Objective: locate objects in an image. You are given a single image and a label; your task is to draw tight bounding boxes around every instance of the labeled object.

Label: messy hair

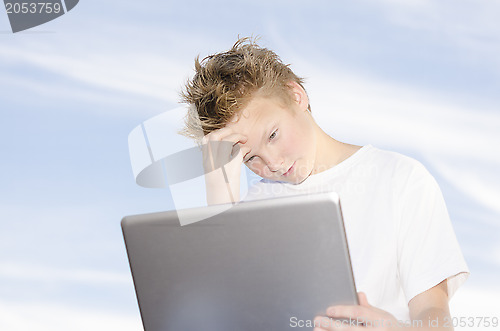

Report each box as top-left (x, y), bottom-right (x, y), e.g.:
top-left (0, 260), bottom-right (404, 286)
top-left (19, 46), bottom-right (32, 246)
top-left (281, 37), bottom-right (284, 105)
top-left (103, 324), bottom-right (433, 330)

top-left (179, 37), bottom-right (309, 141)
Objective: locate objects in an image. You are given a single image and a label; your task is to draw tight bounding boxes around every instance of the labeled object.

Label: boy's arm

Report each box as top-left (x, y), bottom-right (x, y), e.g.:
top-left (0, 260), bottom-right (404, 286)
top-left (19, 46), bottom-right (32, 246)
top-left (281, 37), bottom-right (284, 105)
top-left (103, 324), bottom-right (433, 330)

top-left (314, 280), bottom-right (454, 330)
top-left (408, 279), bottom-right (453, 330)
top-left (201, 127), bottom-right (247, 205)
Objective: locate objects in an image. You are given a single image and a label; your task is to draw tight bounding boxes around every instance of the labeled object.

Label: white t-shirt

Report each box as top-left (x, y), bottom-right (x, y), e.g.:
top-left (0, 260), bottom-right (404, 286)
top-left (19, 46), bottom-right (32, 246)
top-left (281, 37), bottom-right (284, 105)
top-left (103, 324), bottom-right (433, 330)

top-left (243, 144), bottom-right (469, 322)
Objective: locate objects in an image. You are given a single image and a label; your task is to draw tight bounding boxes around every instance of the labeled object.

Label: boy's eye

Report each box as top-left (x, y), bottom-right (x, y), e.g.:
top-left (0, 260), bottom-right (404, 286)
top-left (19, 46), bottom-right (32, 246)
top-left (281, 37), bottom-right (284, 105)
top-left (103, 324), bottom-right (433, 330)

top-left (245, 130), bottom-right (278, 163)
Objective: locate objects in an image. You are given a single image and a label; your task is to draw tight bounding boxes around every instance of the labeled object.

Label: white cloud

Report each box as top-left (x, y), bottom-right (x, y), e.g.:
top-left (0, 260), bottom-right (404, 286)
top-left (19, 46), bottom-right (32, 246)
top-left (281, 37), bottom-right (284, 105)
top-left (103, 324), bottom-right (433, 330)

top-left (305, 63), bottom-right (500, 157)
top-left (0, 300), bottom-right (142, 331)
top-left (428, 158), bottom-right (500, 217)
top-left (449, 285), bottom-right (500, 331)
top-left (376, 0), bottom-right (500, 67)
top-left (0, 262), bottom-right (130, 285)
top-left (0, 45), bottom-right (183, 103)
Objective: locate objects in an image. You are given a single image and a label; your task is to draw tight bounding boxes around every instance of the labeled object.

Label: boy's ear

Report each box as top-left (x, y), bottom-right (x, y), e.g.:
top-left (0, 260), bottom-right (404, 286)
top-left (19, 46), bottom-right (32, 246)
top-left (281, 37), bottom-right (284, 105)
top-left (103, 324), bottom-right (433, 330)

top-left (287, 81), bottom-right (309, 112)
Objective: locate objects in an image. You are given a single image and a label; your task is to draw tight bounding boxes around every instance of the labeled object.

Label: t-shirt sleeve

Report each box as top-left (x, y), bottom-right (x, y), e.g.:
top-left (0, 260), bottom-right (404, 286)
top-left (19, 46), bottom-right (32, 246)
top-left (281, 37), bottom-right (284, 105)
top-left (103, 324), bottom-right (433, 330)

top-left (396, 161), bottom-right (469, 304)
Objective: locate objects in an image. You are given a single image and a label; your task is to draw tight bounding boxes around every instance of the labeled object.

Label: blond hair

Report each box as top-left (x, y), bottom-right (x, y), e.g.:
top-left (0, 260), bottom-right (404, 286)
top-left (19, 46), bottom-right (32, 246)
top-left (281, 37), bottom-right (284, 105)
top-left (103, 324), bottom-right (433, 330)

top-left (180, 37), bottom-right (308, 141)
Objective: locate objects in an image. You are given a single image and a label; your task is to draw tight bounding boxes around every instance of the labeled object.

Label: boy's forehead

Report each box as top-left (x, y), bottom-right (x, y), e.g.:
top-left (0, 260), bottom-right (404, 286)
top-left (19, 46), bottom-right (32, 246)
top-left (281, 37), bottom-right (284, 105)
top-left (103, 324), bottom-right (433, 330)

top-left (227, 103), bottom-right (271, 135)
top-left (229, 96), bottom-right (286, 131)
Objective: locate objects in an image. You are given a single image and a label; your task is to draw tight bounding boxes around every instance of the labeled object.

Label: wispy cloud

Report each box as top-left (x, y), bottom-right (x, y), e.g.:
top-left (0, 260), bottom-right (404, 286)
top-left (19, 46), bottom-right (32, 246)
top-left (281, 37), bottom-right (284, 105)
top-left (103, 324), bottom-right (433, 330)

top-left (0, 300), bottom-right (142, 331)
top-left (303, 61), bottom-right (500, 157)
top-left (450, 285), bottom-right (500, 331)
top-left (0, 263), bottom-right (130, 285)
top-left (429, 158), bottom-right (500, 218)
top-left (0, 45), bottom-right (184, 103)
top-left (377, 0), bottom-right (500, 66)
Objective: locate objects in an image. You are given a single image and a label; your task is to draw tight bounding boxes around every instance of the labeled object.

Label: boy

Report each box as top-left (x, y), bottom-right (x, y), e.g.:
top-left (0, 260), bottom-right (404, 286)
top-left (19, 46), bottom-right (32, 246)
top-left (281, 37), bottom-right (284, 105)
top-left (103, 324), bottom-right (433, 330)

top-left (180, 38), bottom-right (469, 330)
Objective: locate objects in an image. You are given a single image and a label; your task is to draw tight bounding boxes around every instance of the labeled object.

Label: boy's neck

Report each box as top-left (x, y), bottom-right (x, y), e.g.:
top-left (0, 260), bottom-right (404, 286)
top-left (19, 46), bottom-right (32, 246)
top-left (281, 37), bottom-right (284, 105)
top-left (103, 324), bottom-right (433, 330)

top-left (311, 128), bottom-right (362, 175)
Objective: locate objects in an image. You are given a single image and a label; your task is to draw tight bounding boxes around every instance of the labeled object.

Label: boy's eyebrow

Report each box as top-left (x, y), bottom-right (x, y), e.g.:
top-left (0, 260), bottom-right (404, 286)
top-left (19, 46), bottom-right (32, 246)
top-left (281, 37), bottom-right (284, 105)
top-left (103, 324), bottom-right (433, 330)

top-left (243, 122), bottom-right (276, 161)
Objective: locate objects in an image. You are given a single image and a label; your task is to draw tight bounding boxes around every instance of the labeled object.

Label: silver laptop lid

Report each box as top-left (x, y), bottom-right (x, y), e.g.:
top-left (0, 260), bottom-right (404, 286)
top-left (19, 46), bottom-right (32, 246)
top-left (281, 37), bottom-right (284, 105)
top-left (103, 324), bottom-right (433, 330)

top-left (122, 192), bottom-right (358, 331)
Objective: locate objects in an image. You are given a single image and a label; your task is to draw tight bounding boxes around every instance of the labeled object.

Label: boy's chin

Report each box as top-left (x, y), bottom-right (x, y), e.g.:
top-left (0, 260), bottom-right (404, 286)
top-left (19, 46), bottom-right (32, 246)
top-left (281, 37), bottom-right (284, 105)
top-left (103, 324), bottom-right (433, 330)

top-left (257, 167), bottom-right (312, 184)
top-left (277, 174), bottom-right (310, 185)
top-left (260, 175), bottom-right (298, 184)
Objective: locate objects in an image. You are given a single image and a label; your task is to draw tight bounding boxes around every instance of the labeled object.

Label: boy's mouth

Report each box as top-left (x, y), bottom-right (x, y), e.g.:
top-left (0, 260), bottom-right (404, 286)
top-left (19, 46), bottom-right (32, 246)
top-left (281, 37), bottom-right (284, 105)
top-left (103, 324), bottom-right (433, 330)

top-left (282, 161), bottom-right (295, 177)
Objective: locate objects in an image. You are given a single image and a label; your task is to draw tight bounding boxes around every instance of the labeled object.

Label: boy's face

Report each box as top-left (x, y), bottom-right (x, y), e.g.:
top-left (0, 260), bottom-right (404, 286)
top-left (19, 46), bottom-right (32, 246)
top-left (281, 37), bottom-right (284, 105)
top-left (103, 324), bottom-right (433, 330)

top-left (226, 89), bottom-right (317, 184)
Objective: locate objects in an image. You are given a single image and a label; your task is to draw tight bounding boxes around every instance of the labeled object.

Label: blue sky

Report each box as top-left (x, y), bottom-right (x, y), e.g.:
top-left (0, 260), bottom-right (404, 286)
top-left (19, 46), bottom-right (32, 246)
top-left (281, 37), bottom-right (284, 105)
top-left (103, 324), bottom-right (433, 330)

top-left (1, 1), bottom-right (499, 330)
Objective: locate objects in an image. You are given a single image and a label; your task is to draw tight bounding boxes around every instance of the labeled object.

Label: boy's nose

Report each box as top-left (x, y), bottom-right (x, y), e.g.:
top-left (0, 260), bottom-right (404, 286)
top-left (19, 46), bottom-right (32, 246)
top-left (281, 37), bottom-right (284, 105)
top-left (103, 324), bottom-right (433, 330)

top-left (264, 155), bottom-right (283, 172)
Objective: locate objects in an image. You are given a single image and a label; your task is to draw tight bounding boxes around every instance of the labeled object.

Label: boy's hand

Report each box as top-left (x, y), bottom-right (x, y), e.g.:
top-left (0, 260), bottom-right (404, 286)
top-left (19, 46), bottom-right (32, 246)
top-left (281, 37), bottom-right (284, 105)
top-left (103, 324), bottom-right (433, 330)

top-left (313, 281), bottom-right (452, 330)
top-left (201, 127), bottom-right (247, 205)
top-left (313, 292), bottom-right (400, 330)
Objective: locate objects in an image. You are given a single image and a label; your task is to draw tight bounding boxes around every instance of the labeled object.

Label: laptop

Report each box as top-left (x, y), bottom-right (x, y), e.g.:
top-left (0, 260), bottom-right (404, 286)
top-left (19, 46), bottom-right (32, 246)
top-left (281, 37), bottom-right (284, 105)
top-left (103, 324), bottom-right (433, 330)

top-left (122, 192), bottom-right (358, 331)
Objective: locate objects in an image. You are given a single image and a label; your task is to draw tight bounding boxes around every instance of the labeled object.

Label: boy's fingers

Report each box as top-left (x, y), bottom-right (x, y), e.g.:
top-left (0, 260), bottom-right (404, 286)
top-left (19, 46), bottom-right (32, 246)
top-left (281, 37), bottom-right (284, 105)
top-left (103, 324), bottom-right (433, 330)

top-left (201, 128), bottom-right (247, 173)
top-left (203, 133), bottom-right (246, 158)
top-left (217, 132), bottom-right (248, 145)
top-left (313, 316), bottom-right (365, 331)
top-left (204, 126), bottom-right (246, 142)
top-left (326, 304), bottom-right (378, 323)
top-left (357, 292), bottom-right (370, 307)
